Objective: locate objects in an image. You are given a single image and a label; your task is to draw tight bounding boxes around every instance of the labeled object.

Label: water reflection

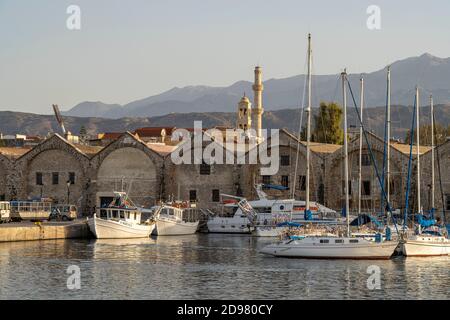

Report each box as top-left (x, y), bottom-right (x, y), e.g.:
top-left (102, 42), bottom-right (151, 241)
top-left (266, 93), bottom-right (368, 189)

top-left (0, 235), bottom-right (448, 299)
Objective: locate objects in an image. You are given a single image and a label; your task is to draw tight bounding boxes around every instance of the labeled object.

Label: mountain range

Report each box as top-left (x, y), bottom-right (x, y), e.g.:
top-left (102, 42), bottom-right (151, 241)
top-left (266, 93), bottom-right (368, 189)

top-left (3, 104), bottom-right (450, 143)
top-left (63, 53), bottom-right (450, 119)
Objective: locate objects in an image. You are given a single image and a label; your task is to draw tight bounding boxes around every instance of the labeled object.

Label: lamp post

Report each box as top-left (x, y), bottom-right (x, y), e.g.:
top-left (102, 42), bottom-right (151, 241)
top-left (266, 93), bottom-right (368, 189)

top-left (66, 180), bottom-right (71, 204)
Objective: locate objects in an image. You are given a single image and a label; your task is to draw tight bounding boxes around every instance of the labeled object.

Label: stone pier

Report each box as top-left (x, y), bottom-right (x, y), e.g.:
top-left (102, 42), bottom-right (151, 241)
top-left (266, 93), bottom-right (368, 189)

top-left (0, 220), bottom-right (92, 242)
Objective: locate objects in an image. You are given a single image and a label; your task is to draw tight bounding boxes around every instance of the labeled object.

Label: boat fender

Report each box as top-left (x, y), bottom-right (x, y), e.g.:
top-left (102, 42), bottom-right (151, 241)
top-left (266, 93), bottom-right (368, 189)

top-left (375, 233), bottom-right (382, 243)
top-left (385, 226), bottom-right (391, 241)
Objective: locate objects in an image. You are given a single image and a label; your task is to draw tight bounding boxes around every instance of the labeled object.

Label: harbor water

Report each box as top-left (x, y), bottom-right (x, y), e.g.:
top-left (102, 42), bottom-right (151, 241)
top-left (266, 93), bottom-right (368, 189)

top-left (0, 234), bottom-right (448, 300)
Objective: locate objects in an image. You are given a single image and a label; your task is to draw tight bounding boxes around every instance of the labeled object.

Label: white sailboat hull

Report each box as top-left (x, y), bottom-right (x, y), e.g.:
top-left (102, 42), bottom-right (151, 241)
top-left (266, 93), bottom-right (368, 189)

top-left (260, 238), bottom-right (398, 259)
top-left (154, 219), bottom-right (199, 236)
top-left (88, 216), bottom-right (154, 239)
top-left (402, 239), bottom-right (450, 257)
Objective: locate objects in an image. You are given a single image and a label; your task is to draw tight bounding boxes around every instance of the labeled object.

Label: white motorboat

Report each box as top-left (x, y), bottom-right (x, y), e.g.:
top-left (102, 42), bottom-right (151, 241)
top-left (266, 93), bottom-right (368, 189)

top-left (207, 186), bottom-right (338, 234)
top-left (260, 236), bottom-right (398, 259)
top-left (88, 192), bottom-right (155, 239)
top-left (152, 205), bottom-right (199, 236)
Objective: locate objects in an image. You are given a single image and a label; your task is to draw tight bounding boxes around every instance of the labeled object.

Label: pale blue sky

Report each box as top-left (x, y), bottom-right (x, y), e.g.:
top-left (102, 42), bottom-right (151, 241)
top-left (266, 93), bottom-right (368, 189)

top-left (0, 0), bottom-right (449, 114)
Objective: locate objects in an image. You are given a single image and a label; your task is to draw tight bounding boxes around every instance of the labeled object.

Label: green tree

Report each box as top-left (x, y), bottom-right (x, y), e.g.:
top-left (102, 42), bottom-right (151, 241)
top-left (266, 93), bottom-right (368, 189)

top-left (404, 123), bottom-right (449, 146)
top-left (301, 102), bottom-right (344, 145)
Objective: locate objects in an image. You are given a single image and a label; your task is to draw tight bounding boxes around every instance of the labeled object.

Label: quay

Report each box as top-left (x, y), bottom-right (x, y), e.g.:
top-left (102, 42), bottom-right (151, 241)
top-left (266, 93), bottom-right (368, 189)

top-left (0, 220), bottom-right (91, 242)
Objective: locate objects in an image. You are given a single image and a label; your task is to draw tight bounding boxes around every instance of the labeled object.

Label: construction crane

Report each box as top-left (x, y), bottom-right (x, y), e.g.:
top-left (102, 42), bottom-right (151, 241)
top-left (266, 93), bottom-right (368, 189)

top-left (52, 104), bottom-right (67, 135)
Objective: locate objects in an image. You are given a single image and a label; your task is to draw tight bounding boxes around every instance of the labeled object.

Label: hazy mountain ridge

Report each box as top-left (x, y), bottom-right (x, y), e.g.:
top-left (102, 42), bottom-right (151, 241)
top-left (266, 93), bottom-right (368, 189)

top-left (62, 53), bottom-right (450, 119)
top-left (3, 104), bottom-right (450, 142)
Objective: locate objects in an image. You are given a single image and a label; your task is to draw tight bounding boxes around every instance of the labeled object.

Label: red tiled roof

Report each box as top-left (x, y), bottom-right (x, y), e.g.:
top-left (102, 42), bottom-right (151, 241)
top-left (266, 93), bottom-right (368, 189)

top-left (134, 127), bottom-right (175, 138)
top-left (101, 132), bottom-right (124, 140)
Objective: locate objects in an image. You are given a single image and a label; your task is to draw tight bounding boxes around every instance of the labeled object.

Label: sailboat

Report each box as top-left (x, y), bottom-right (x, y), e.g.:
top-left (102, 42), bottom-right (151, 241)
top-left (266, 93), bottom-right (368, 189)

top-left (260, 35), bottom-right (398, 259)
top-left (402, 91), bottom-right (450, 256)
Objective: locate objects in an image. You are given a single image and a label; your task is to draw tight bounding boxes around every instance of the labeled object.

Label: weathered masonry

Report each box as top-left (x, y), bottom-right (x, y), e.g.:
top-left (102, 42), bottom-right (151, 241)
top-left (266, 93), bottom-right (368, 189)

top-left (0, 129), bottom-right (445, 220)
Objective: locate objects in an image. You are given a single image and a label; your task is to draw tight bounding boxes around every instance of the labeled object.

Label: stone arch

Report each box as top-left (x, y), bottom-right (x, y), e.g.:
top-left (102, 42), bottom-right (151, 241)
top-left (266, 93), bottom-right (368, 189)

top-left (96, 146), bottom-right (160, 208)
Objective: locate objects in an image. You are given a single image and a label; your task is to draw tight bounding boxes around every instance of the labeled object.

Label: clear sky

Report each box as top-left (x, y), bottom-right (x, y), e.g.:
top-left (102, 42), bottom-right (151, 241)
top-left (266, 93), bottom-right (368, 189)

top-left (0, 0), bottom-right (449, 114)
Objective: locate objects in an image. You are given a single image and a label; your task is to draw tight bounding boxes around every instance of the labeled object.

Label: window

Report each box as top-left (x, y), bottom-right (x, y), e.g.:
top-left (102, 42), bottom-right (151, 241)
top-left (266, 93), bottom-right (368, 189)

top-left (281, 176), bottom-right (289, 189)
top-left (319, 239), bottom-right (329, 244)
top-left (280, 155), bottom-right (290, 166)
top-left (52, 172), bottom-right (59, 185)
top-left (212, 189), bottom-right (220, 202)
top-left (342, 180), bottom-right (352, 195)
top-left (446, 195), bottom-right (450, 211)
top-left (299, 175), bottom-right (306, 191)
top-left (200, 162), bottom-right (211, 175)
top-left (189, 190), bottom-right (197, 202)
top-left (36, 172), bottom-right (43, 186)
top-left (349, 239), bottom-right (359, 243)
top-left (363, 181), bottom-right (371, 196)
top-left (361, 154), bottom-right (371, 166)
top-left (335, 239), bottom-right (344, 244)
top-left (69, 172), bottom-right (75, 184)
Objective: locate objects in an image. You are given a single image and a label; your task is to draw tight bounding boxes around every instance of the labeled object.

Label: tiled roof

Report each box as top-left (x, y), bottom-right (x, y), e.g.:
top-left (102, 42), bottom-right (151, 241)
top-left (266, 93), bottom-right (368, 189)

top-left (146, 143), bottom-right (177, 156)
top-left (390, 142), bottom-right (431, 155)
top-left (73, 144), bottom-right (104, 156)
top-left (100, 132), bottom-right (124, 140)
top-left (300, 141), bottom-right (343, 154)
top-left (0, 147), bottom-right (31, 159)
top-left (134, 127), bottom-right (175, 137)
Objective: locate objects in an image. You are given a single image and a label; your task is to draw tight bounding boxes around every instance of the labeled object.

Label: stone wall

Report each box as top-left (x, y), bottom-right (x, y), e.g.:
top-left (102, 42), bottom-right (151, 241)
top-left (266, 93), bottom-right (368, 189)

top-left (325, 133), bottom-right (410, 213)
top-left (1, 131), bottom-right (446, 218)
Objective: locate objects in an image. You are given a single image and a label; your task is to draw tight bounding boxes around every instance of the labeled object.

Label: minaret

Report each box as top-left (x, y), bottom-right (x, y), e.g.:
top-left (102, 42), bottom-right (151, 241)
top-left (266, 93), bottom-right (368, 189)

top-left (252, 66), bottom-right (264, 141)
top-left (236, 94), bottom-right (252, 131)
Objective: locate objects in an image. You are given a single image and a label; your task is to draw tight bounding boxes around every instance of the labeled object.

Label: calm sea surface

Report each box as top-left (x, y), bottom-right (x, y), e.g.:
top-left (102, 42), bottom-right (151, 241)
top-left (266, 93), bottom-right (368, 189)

top-left (0, 234), bottom-right (448, 300)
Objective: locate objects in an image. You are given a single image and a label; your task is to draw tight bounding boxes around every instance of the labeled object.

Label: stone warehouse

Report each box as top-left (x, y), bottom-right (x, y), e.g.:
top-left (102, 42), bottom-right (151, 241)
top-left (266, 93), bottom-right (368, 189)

top-left (0, 129), bottom-right (447, 220)
top-left (0, 66), bottom-right (447, 220)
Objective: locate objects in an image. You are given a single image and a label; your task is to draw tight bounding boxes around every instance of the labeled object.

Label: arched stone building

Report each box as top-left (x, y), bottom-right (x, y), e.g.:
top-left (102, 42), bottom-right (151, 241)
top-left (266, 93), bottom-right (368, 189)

top-left (164, 135), bottom-right (242, 209)
top-left (325, 132), bottom-right (410, 213)
top-left (89, 132), bottom-right (164, 210)
top-left (421, 139), bottom-right (450, 217)
top-left (14, 134), bottom-right (91, 209)
top-left (245, 129), bottom-right (338, 204)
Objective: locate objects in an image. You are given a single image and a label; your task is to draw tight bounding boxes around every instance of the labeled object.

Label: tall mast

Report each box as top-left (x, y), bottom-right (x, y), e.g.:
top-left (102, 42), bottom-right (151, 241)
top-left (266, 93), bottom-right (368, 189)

top-left (342, 70), bottom-right (350, 237)
top-left (386, 67), bottom-right (391, 205)
top-left (430, 95), bottom-right (435, 210)
top-left (305, 33), bottom-right (312, 212)
top-left (358, 77), bottom-right (364, 215)
top-left (416, 87), bottom-right (422, 214)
